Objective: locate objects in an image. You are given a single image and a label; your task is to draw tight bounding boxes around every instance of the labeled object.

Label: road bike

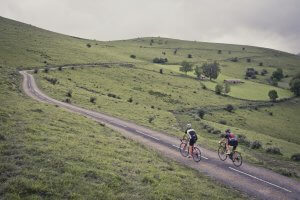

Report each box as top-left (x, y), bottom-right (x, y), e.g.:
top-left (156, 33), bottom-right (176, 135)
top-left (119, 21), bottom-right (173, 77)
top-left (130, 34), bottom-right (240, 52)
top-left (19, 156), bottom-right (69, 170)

top-left (218, 141), bottom-right (242, 167)
top-left (179, 139), bottom-right (201, 162)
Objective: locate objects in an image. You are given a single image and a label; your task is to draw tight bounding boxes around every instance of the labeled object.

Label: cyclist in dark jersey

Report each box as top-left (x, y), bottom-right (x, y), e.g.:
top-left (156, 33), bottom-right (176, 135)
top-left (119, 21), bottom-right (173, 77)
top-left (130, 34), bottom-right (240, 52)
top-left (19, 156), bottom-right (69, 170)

top-left (183, 124), bottom-right (198, 158)
top-left (219, 129), bottom-right (238, 154)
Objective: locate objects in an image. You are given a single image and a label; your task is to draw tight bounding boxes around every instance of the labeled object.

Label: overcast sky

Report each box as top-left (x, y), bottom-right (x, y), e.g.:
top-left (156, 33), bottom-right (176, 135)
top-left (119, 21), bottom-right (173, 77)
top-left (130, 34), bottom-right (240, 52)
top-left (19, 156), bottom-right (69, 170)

top-left (1, 0), bottom-right (300, 54)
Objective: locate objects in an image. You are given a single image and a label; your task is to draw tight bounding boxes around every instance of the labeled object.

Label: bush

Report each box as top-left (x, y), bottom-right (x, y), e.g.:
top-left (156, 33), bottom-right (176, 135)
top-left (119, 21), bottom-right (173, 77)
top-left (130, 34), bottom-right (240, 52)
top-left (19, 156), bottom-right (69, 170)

top-left (187, 54), bottom-right (192, 58)
top-left (127, 97), bottom-right (133, 103)
top-left (291, 153), bottom-right (300, 162)
top-left (130, 55), bottom-right (136, 59)
top-left (230, 57), bottom-right (238, 62)
top-left (259, 62), bottom-right (263, 66)
top-left (218, 50), bottom-right (222, 54)
top-left (90, 97), bottom-right (97, 103)
top-left (107, 93), bottom-right (121, 99)
top-left (67, 90), bottom-right (72, 97)
top-left (225, 104), bottom-right (234, 112)
top-left (277, 168), bottom-right (297, 177)
top-left (45, 77), bottom-right (58, 85)
top-left (202, 84), bottom-right (207, 90)
top-left (246, 58), bottom-right (251, 63)
top-left (71, 66), bottom-right (75, 70)
top-left (197, 109), bottom-right (205, 119)
top-left (34, 68), bottom-right (39, 73)
top-left (58, 66), bottom-right (63, 71)
top-left (159, 69), bottom-right (163, 74)
top-left (207, 127), bottom-right (214, 133)
top-left (44, 67), bottom-right (49, 73)
top-left (86, 43), bottom-right (91, 48)
top-left (0, 134), bottom-right (6, 141)
top-left (237, 135), bottom-right (251, 147)
top-left (153, 57), bottom-right (168, 64)
top-left (250, 140), bottom-right (262, 149)
top-left (268, 90), bottom-right (278, 102)
top-left (261, 69), bottom-right (268, 76)
top-left (266, 147), bottom-right (282, 155)
top-left (148, 116), bottom-right (155, 123)
top-left (215, 84), bottom-right (223, 95)
top-left (219, 120), bottom-right (227, 125)
top-left (212, 130), bottom-right (221, 134)
top-left (65, 98), bottom-right (71, 104)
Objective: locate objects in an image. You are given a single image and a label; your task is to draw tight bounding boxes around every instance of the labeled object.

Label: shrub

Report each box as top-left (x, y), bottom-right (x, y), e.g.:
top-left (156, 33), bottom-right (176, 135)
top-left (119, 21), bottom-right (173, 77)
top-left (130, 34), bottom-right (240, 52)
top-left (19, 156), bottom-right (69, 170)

top-left (130, 54), bottom-right (136, 59)
top-left (151, 105), bottom-right (155, 109)
top-left (218, 50), bottom-right (222, 54)
top-left (44, 67), bottom-right (49, 73)
top-left (34, 68), bottom-right (39, 73)
top-left (212, 130), bottom-right (221, 135)
top-left (90, 97), bottom-right (97, 103)
top-left (277, 168), bottom-right (297, 177)
top-left (291, 153), bottom-right (300, 162)
top-left (207, 127), bottom-right (214, 133)
top-left (202, 84), bottom-right (207, 90)
top-left (45, 77), bottom-right (58, 85)
top-left (71, 66), bottom-right (75, 70)
top-left (268, 90), bottom-right (278, 102)
top-left (127, 97), bottom-right (133, 103)
top-left (251, 74), bottom-right (257, 79)
top-left (261, 69), bottom-right (268, 76)
top-left (187, 54), bottom-right (192, 58)
top-left (86, 43), bottom-right (91, 48)
top-left (58, 66), bottom-right (63, 71)
top-left (250, 140), bottom-right (262, 149)
top-left (67, 90), bottom-right (72, 97)
top-left (230, 57), bottom-right (238, 62)
top-left (219, 120), bottom-right (227, 125)
top-left (237, 135), bottom-right (251, 147)
top-left (148, 116), bottom-right (155, 123)
top-left (65, 98), bottom-right (71, 104)
top-left (246, 58), bottom-right (251, 63)
top-left (259, 62), bottom-right (263, 66)
top-left (266, 147), bottom-right (282, 155)
top-left (159, 68), bottom-right (163, 74)
top-left (225, 104), bottom-right (234, 112)
top-left (153, 57), bottom-right (168, 64)
top-left (107, 93), bottom-right (121, 99)
top-left (0, 134), bottom-right (6, 141)
top-left (215, 84), bottom-right (223, 95)
top-left (197, 109), bottom-right (205, 119)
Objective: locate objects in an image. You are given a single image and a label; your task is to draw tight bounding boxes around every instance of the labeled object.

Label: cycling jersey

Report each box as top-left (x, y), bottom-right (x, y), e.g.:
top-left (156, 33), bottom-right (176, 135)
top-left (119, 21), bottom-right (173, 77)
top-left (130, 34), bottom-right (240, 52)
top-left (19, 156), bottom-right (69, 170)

top-left (186, 128), bottom-right (198, 140)
top-left (225, 132), bottom-right (237, 141)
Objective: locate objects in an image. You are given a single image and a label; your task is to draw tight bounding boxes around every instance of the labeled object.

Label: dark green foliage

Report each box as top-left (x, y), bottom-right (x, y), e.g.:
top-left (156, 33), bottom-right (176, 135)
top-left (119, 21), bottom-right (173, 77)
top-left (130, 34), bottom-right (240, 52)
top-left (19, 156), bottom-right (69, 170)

top-left (197, 109), bottom-right (205, 119)
top-left (44, 67), bottom-right (49, 73)
top-left (173, 49), bottom-right (177, 55)
top-left (268, 90), bottom-right (278, 102)
top-left (148, 116), bottom-right (155, 123)
top-left (148, 90), bottom-right (168, 97)
top-left (65, 98), bottom-right (71, 103)
top-left (67, 90), bottom-right (72, 97)
top-left (259, 62), bottom-right (263, 66)
top-left (246, 58), bottom-right (251, 62)
top-left (86, 43), bottom-right (91, 48)
top-left (45, 77), bottom-right (58, 85)
top-left (218, 50), bottom-right (222, 54)
top-left (245, 68), bottom-right (257, 77)
top-left (159, 68), bottom-right (163, 74)
top-left (266, 147), bottom-right (282, 155)
top-left (153, 57), bottom-right (168, 64)
top-left (202, 61), bottom-right (220, 80)
top-left (0, 134), bottom-right (6, 141)
top-left (58, 66), bottom-right (63, 71)
top-left (250, 140), bottom-right (262, 149)
top-left (127, 97), bottom-right (133, 103)
top-left (215, 84), bottom-right (223, 95)
top-left (212, 130), bottom-right (221, 134)
top-left (271, 68), bottom-right (284, 81)
top-left (237, 135), bottom-right (251, 147)
top-left (277, 168), bottom-right (297, 177)
top-left (34, 69), bottom-right (38, 73)
top-left (225, 104), bottom-right (234, 112)
top-left (107, 93), bottom-right (121, 99)
top-left (230, 57), bottom-right (238, 62)
top-left (261, 69), bottom-right (268, 76)
top-left (90, 96), bottom-right (97, 103)
top-left (291, 153), bottom-right (300, 161)
top-left (194, 66), bottom-right (202, 79)
top-left (224, 83), bottom-right (231, 94)
top-left (179, 61), bottom-right (193, 75)
top-left (71, 66), bottom-right (75, 70)
top-left (130, 55), bottom-right (136, 59)
top-left (187, 54), bottom-right (192, 58)
top-left (289, 73), bottom-right (300, 96)
top-left (219, 120), bottom-right (227, 125)
top-left (202, 84), bottom-right (207, 90)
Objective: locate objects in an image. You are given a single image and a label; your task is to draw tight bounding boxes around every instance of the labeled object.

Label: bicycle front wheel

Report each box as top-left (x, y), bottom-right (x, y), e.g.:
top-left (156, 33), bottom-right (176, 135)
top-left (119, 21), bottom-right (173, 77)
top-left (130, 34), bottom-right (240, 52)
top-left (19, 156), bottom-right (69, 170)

top-left (180, 143), bottom-right (189, 157)
top-left (192, 147), bottom-right (202, 162)
top-left (218, 146), bottom-right (227, 161)
top-left (232, 152), bottom-right (243, 167)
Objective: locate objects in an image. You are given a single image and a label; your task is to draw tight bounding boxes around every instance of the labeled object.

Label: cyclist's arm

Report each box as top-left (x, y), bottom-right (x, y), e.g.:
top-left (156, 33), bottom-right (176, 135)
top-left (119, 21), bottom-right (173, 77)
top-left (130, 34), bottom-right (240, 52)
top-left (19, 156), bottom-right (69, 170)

top-left (219, 138), bottom-right (226, 143)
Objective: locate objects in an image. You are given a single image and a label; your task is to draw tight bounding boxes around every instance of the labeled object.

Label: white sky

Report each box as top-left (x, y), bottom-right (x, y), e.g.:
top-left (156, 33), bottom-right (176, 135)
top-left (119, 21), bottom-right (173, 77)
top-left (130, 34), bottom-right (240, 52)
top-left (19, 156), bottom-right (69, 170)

top-left (1, 0), bottom-right (300, 54)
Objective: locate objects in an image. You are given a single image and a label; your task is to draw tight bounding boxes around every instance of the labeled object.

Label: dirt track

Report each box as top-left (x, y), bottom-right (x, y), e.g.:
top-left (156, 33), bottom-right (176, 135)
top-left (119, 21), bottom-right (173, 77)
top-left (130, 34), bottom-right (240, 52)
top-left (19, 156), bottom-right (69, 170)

top-left (20, 70), bottom-right (300, 200)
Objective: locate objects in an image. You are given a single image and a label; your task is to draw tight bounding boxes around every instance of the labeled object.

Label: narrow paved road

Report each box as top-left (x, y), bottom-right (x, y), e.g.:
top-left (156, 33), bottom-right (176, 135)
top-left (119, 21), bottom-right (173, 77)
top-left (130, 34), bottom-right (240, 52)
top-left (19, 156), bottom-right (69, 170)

top-left (20, 70), bottom-right (300, 200)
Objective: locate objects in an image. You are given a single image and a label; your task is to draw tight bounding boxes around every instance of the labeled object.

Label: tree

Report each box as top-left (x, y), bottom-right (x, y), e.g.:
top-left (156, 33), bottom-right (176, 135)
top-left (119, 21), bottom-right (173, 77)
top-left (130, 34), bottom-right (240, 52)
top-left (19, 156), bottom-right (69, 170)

top-left (289, 72), bottom-right (300, 96)
top-left (179, 61), bottom-right (193, 75)
top-left (224, 83), bottom-right (231, 94)
top-left (215, 83), bottom-right (223, 94)
top-left (271, 68), bottom-right (284, 81)
top-left (202, 62), bottom-right (220, 80)
top-left (268, 90), bottom-right (278, 102)
top-left (194, 66), bottom-right (202, 79)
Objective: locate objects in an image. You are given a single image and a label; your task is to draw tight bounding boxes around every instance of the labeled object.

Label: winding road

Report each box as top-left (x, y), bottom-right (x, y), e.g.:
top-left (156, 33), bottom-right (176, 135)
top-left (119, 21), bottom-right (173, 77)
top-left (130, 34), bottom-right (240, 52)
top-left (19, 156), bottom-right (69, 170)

top-left (20, 70), bottom-right (300, 200)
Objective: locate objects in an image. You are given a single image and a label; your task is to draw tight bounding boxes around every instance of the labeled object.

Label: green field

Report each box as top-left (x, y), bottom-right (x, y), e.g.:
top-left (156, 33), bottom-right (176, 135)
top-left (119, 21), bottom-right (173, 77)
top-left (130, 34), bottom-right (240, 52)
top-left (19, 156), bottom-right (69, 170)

top-left (1, 15), bottom-right (300, 199)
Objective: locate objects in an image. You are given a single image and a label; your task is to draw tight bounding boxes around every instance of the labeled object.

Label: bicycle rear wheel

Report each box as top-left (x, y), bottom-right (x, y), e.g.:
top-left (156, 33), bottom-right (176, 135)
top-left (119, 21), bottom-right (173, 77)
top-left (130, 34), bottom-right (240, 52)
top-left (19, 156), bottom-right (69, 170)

top-left (218, 146), bottom-right (227, 161)
top-left (192, 147), bottom-right (201, 162)
top-left (232, 152), bottom-right (243, 167)
top-left (180, 142), bottom-right (189, 157)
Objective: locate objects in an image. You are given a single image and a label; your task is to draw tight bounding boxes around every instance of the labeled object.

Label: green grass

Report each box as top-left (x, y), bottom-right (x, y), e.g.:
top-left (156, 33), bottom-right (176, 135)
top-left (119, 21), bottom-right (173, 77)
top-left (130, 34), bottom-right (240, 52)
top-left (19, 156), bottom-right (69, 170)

top-left (1, 14), bottom-right (300, 198)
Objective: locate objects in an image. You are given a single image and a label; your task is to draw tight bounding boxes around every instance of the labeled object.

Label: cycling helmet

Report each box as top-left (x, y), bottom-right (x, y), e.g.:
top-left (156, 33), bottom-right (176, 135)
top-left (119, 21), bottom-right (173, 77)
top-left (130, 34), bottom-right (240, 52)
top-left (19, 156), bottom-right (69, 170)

top-left (186, 124), bottom-right (192, 129)
top-left (225, 128), bottom-right (231, 133)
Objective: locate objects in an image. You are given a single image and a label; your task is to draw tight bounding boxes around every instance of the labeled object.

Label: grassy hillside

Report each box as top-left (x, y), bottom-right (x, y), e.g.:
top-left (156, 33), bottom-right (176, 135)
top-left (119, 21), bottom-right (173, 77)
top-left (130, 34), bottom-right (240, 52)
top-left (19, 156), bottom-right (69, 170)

top-left (0, 15), bottom-right (299, 199)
